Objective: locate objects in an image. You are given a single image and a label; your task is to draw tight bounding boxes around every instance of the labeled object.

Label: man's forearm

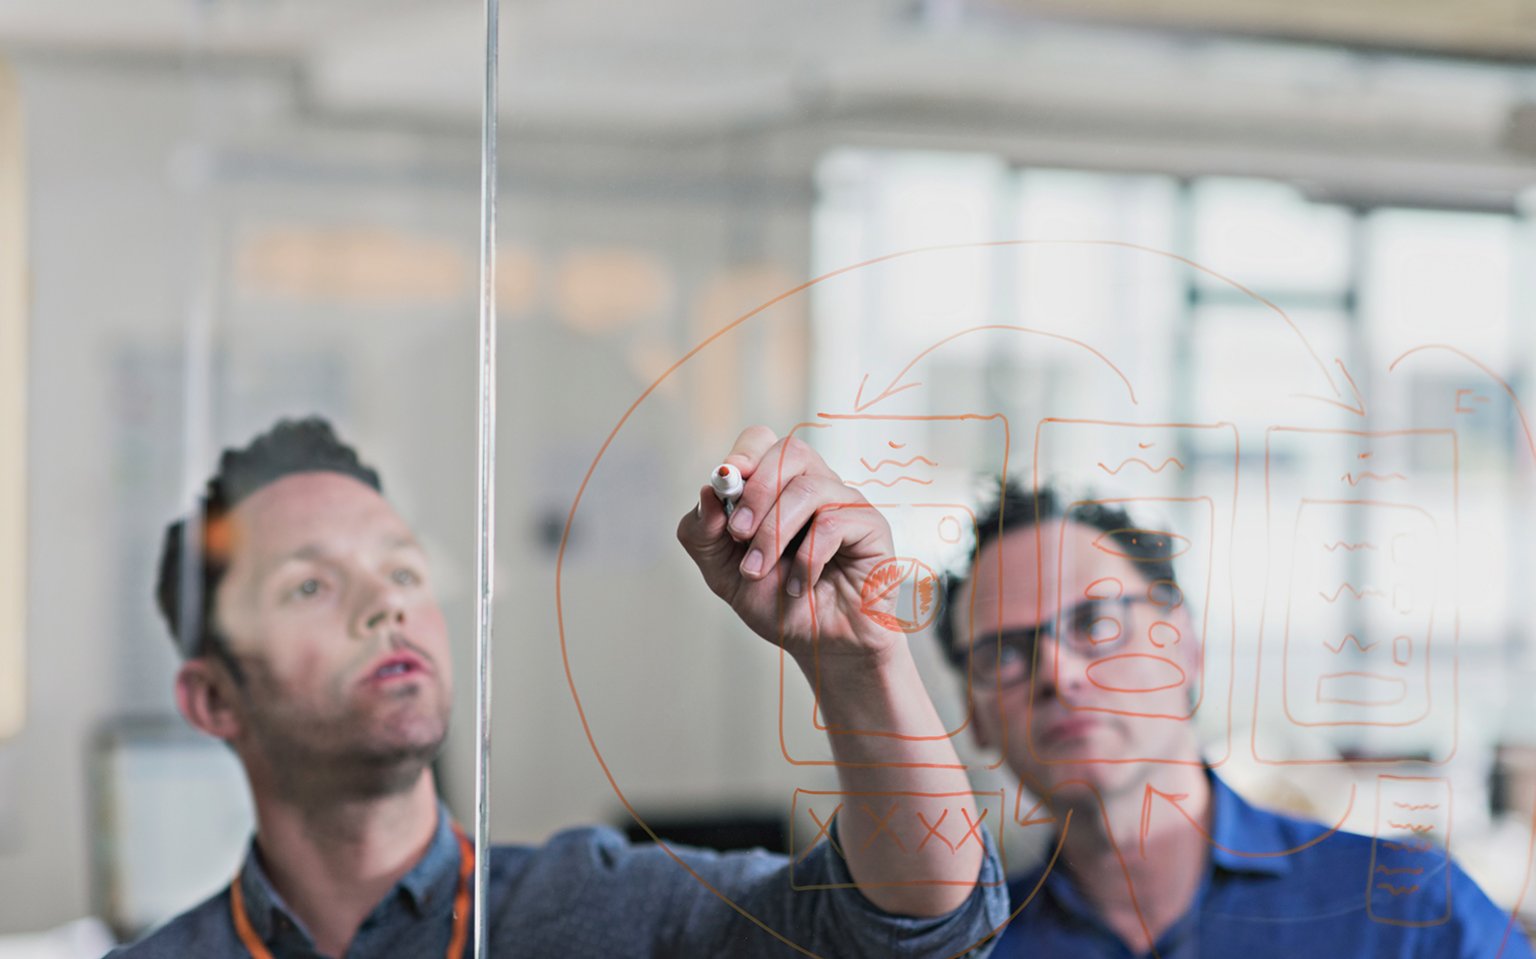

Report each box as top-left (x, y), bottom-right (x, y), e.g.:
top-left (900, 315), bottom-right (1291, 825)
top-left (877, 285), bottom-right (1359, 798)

top-left (805, 644), bottom-right (985, 917)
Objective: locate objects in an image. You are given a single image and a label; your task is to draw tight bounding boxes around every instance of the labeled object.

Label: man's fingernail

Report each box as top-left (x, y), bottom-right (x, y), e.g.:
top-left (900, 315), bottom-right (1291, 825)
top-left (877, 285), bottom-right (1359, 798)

top-left (742, 549), bottom-right (763, 575)
top-left (786, 577), bottom-right (803, 597)
top-left (730, 507), bottom-right (754, 535)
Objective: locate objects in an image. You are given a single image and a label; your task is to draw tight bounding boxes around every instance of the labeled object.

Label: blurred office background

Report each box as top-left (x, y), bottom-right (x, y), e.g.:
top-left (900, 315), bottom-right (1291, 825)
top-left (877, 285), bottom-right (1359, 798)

top-left (3, 0), bottom-right (1536, 951)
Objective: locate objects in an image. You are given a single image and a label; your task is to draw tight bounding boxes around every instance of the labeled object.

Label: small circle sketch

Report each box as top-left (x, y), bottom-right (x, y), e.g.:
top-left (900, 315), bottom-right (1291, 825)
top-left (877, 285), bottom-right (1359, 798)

top-left (859, 556), bottom-right (940, 633)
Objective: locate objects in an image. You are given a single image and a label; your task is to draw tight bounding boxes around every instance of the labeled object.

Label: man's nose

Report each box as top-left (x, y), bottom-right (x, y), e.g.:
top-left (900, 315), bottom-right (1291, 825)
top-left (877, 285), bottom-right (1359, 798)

top-left (1031, 634), bottom-right (1090, 699)
top-left (365, 607), bottom-right (405, 631)
top-left (355, 578), bottom-right (407, 637)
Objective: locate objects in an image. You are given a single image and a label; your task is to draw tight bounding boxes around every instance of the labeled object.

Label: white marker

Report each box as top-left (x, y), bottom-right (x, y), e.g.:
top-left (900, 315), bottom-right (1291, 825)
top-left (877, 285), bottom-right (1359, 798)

top-left (710, 463), bottom-right (744, 517)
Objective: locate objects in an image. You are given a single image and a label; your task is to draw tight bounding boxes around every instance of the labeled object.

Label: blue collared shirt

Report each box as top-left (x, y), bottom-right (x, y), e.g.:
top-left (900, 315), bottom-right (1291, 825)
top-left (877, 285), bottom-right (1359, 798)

top-left (994, 773), bottom-right (1534, 958)
top-left (108, 803), bottom-right (1009, 958)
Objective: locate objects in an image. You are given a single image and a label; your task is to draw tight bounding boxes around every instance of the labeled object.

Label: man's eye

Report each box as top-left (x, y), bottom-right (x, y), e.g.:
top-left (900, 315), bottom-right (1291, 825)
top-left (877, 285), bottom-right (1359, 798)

top-left (1086, 616), bottom-right (1122, 644)
top-left (1068, 603), bottom-right (1100, 633)
top-left (1072, 602), bottom-right (1122, 644)
top-left (290, 578), bottom-right (323, 599)
top-left (391, 568), bottom-right (420, 586)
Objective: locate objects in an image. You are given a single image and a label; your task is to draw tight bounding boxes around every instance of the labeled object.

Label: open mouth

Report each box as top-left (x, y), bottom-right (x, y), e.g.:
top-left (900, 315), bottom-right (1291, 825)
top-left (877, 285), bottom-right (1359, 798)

top-left (1040, 716), bottom-right (1099, 743)
top-left (365, 654), bottom-right (428, 685)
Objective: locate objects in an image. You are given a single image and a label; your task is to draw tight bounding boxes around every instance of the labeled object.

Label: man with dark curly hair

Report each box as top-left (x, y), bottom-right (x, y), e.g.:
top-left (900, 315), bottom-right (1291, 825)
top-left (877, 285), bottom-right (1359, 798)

top-left (110, 417), bottom-right (1007, 958)
top-left (936, 481), bottom-right (1532, 958)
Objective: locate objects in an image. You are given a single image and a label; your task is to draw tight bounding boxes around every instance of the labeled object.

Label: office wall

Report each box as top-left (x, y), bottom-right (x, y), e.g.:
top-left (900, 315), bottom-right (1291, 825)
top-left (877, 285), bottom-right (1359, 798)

top-left (0, 54), bottom-right (821, 932)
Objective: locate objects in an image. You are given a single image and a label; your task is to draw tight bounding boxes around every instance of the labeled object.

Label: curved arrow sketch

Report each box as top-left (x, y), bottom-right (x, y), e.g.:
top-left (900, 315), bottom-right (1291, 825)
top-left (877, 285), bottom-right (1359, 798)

top-left (1388, 344), bottom-right (1536, 462)
top-left (826, 239), bottom-right (1355, 414)
top-left (1295, 356), bottom-right (1368, 418)
top-left (852, 324), bottom-right (1139, 412)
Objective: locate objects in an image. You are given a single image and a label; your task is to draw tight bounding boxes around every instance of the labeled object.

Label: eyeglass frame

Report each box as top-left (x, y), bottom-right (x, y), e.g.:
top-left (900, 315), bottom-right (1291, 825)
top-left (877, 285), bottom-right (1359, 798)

top-left (963, 585), bottom-right (1182, 686)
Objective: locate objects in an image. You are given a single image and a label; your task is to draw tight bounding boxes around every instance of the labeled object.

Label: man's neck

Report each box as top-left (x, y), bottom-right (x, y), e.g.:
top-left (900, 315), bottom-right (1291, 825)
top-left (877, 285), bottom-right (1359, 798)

top-left (1052, 763), bottom-right (1212, 953)
top-left (250, 771), bottom-right (441, 959)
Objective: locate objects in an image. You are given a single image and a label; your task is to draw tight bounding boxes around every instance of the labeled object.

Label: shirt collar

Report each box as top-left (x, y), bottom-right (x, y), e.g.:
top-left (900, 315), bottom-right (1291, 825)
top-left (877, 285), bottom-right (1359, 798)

top-left (1206, 770), bottom-right (1293, 878)
top-left (396, 801), bottom-right (465, 912)
top-left (238, 800), bottom-right (464, 941)
top-left (238, 836), bottom-right (304, 944)
top-left (1017, 769), bottom-right (1292, 899)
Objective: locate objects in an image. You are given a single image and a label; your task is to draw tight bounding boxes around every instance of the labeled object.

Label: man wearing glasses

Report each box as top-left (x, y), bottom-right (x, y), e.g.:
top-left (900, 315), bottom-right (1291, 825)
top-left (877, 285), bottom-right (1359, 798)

top-left (937, 482), bottom-right (1532, 958)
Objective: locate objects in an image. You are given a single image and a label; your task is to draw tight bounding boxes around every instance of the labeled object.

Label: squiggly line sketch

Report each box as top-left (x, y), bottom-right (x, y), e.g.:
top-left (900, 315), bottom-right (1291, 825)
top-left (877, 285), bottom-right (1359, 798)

top-left (1323, 541), bottom-right (1376, 551)
top-left (1097, 456), bottom-right (1186, 476)
top-left (844, 476), bottom-right (933, 488)
top-left (859, 455), bottom-right (937, 472)
top-left (1324, 634), bottom-right (1381, 654)
top-left (1384, 840), bottom-right (1437, 853)
top-left (1386, 821), bottom-right (1436, 834)
top-left (1318, 583), bottom-right (1388, 603)
top-left (1341, 471), bottom-right (1408, 486)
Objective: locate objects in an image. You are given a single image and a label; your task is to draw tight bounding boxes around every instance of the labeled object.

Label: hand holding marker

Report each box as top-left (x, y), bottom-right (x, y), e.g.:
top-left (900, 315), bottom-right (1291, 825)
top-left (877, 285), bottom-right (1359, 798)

top-left (710, 464), bottom-right (744, 517)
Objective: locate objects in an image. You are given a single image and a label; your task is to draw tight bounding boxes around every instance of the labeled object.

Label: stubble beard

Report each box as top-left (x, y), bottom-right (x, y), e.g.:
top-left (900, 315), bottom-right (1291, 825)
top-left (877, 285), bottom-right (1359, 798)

top-left (248, 683), bottom-right (451, 803)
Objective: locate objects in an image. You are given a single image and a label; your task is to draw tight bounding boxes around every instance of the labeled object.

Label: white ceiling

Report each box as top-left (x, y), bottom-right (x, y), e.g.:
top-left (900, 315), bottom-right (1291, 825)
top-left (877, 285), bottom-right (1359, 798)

top-left (3, 0), bottom-right (1536, 209)
top-left (3, 1), bottom-right (1534, 128)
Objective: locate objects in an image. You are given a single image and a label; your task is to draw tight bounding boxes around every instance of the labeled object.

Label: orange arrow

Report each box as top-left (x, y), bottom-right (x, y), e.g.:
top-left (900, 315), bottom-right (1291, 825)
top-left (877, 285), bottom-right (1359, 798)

top-left (1139, 783), bottom-right (1356, 859)
top-left (851, 324), bottom-right (1139, 413)
top-left (1015, 792), bottom-right (1059, 828)
top-left (852, 372), bottom-right (925, 413)
top-left (1296, 357), bottom-right (1367, 417)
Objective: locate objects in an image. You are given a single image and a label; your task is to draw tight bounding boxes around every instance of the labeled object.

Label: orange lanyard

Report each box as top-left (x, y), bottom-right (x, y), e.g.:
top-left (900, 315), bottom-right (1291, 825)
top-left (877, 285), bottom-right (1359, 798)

top-left (230, 822), bottom-right (475, 959)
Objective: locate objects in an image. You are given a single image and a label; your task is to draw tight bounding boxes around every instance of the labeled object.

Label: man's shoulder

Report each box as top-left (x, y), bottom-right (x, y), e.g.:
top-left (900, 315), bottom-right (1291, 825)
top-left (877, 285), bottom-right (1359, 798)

top-left (488, 823), bottom-right (787, 881)
top-left (487, 823), bottom-right (629, 869)
top-left (1224, 787), bottom-right (1530, 953)
top-left (103, 888), bottom-right (234, 958)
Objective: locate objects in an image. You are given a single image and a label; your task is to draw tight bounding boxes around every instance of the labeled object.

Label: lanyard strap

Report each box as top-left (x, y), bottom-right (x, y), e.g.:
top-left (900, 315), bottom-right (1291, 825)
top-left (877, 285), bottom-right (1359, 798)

top-left (230, 822), bottom-right (475, 959)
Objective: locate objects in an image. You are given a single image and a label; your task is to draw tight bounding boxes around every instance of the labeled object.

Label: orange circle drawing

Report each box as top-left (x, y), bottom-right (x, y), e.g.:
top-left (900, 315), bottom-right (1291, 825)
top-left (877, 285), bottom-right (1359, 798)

top-left (859, 557), bottom-right (940, 633)
top-left (937, 515), bottom-right (963, 544)
top-left (555, 240), bottom-right (1382, 957)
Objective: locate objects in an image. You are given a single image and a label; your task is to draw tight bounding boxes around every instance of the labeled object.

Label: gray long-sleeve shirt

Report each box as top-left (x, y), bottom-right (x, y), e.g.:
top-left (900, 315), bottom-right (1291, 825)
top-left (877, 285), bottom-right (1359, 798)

top-left (108, 803), bottom-right (1008, 958)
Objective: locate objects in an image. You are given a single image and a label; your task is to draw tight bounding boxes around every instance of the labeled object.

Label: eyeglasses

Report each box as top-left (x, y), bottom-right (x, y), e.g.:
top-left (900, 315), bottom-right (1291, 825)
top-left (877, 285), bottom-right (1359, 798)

top-left (966, 595), bottom-right (1163, 686)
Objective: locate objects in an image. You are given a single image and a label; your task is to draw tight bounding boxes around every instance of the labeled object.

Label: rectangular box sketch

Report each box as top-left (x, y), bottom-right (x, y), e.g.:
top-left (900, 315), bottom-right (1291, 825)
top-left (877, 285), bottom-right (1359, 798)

top-left (1284, 500), bottom-right (1437, 726)
top-left (777, 414), bottom-right (1010, 767)
top-left (1256, 428), bottom-right (1460, 765)
top-left (1032, 419), bottom-right (1240, 766)
top-left (789, 788), bottom-right (1006, 891)
top-left (1367, 775), bottom-right (1453, 927)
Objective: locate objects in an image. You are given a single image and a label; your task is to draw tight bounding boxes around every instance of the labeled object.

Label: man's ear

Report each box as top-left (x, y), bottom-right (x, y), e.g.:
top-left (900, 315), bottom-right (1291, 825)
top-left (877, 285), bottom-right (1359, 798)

top-left (175, 658), bottom-right (243, 743)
